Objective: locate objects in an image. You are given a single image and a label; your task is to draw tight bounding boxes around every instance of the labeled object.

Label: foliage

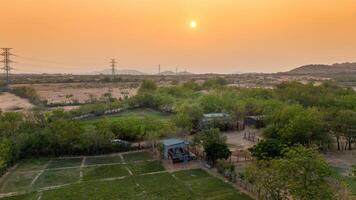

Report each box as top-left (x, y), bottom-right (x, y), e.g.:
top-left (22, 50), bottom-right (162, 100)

top-left (216, 159), bottom-right (236, 182)
top-left (245, 145), bottom-right (338, 200)
top-left (248, 139), bottom-right (285, 160)
top-left (193, 129), bottom-right (230, 164)
top-left (11, 86), bottom-right (44, 106)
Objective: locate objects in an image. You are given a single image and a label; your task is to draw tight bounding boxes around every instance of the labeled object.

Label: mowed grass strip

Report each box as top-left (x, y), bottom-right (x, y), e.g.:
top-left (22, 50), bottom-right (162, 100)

top-left (46, 158), bottom-right (83, 169)
top-left (33, 168), bottom-right (80, 189)
top-left (85, 156), bottom-right (122, 166)
top-left (127, 161), bottom-right (164, 175)
top-left (0, 193), bottom-right (38, 200)
top-left (122, 151), bottom-right (153, 162)
top-left (83, 164), bottom-right (129, 181)
top-left (0, 171), bottom-right (40, 193)
top-left (15, 158), bottom-right (50, 172)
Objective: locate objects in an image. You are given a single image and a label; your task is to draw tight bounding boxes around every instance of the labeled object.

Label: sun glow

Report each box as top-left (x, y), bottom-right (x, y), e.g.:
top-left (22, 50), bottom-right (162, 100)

top-left (189, 20), bottom-right (197, 29)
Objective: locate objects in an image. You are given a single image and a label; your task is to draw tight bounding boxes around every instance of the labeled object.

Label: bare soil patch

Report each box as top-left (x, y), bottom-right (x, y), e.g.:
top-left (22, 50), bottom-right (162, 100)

top-left (0, 92), bottom-right (34, 111)
top-left (12, 82), bottom-right (138, 104)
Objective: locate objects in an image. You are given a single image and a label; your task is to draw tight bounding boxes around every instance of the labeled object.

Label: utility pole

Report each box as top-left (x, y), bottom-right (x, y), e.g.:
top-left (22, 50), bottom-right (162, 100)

top-left (158, 64), bottom-right (161, 75)
top-left (110, 59), bottom-right (117, 76)
top-left (1, 48), bottom-right (13, 87)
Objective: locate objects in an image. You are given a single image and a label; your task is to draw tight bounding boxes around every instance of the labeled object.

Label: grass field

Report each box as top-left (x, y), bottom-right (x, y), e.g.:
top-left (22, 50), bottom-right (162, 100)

top-left (0, 151), bottom-right (252, 200)
top-left (79, 108), bottom-right (174, 128)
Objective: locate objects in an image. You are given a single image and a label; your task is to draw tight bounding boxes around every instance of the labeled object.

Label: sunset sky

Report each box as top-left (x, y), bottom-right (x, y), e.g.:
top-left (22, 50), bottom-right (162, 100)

top-left (1, 0), bottom-right (356, 74)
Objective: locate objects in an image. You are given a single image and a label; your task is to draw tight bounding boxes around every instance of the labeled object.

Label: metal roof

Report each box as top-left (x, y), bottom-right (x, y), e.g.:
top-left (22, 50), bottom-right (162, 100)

top-left (203, 113), bottom-right (229, 118)
top-left (160, 138), bottom-right (185, 146)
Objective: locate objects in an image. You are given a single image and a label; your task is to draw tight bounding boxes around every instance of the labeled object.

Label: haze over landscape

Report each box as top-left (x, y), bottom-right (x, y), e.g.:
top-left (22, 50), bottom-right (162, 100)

top-left (1, 0), bottom-right (356, 74)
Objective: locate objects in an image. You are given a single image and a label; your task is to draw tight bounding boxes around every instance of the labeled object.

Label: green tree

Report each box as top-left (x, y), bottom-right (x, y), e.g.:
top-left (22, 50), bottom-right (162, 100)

top-left (249, 139), bottom-right (285, 160)
top-left (205, 142), bottom-right (231, 164)
top-left (279, 145), bottom-right (334, 200)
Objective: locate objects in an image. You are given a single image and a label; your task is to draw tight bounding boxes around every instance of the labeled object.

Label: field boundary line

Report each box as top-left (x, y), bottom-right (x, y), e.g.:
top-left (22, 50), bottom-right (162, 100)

top-left (79, 157), bottom-right (86, 181)
top-left (125, 167), bottom-right (133, 175)
top-left (15, 159), bottom-right (157, 174)
top-left (119, 154), bottom-right (124, 162)
top-left (0, 191), bottom-right (27, 199)
top-left (30, 170), bottom-right (44, 186)
top-left (0, 164), bottom-right (19, 186)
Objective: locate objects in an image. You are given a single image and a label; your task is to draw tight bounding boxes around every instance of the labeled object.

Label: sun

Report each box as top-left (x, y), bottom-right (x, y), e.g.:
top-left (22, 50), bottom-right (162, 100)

top-left (189, 20), bottom-right (197, 29)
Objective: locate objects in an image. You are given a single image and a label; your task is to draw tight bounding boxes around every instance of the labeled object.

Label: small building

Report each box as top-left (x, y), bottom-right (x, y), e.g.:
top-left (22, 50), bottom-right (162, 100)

top-left (243, 115), bottom-right (265, 128)
top-left (160, 138), bottom-right (195, 163)
top-left (199, 113), bottom-right (235, 131)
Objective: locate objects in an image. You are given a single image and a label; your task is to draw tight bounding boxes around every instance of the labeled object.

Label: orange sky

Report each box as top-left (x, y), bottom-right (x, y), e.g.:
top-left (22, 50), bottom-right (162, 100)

top-left (1, 0), bottom-right (356, 74)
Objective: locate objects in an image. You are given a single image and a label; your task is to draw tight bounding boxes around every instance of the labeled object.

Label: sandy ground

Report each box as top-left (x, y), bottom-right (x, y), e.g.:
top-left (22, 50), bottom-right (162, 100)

top-left (223, 129), bottom-right (263, 151)
top-left (13, 83), bottom-right (138, 104)
top-left (0, 92), bottom-right (34, 111)
top-left (324, 150), bottom-right (356, 175)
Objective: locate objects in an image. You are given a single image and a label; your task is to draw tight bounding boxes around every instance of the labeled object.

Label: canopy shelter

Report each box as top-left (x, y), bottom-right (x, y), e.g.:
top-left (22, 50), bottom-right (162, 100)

top-left (160, 138), bottom-right (194, 162)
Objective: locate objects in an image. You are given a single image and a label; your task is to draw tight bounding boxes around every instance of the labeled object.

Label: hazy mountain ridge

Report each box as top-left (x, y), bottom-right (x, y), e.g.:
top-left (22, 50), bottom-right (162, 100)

top-left (89, 69), bottom-right (147, 75)
top-left (287, 62), bottom-right (356, 75)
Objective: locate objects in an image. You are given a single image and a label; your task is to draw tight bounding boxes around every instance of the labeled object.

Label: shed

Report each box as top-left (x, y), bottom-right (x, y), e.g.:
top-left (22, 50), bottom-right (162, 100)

top-left (160, 138), bottom-right (188, 160)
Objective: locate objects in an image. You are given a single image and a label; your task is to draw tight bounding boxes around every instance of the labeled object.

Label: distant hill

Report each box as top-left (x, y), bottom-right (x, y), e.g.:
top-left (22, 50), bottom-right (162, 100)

top-left (89, 69), bottom-right (147, 75)
top-left (156, 70), bottom-right (194, 75)
top-left (287, 62), bottom-right (356, 75)
top-left (159, 70), bottom-right (176, 75)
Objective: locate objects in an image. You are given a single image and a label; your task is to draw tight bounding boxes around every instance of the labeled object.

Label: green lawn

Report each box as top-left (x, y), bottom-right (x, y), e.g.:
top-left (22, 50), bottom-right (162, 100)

top-left (34, 168), bottom-right (80, 189)
top-left (128, 161), bottom-right (165, 175)
top-left (85, 156), bottom-right (122, 166)
top-left (15, 158), bottom-right (50, 172)
top-left (122, 151), bottom-right (153, 162)
top-left (173, 169), bottom-right (251, 200)
top-left (0, 172), bottom-right (39, 193)
top-left (40, 170), bottom-right (252, 200)
top-left (0, 154), bottom-right (252, 200)
top-left (83, 164), bottom-right (129, 181)
top-left (46, 158), bottom-right (83, 169)
top-left (79, 108), bottom-right (174, 128)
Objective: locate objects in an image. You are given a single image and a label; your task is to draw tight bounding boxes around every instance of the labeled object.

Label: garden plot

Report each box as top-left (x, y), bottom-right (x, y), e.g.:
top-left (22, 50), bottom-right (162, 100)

top-left (84, 155), bottom-right (122, 166)
top-left (0, 152), bottom-right (252, 200)
top-left (122, 151), bottom-right (153, 162)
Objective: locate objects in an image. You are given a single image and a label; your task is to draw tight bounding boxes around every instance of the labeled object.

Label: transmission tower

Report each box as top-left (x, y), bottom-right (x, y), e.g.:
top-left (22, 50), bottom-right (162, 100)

top-left (110, 59), bottom-right (117, 76)
top-left (1, 48), bottom-right (13, 86)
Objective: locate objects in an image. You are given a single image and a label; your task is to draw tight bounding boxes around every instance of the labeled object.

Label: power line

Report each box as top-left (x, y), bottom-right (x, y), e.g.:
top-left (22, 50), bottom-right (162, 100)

top-left (1, 48), bottom-right (13, 86)
top-left (110, 59), bottom-right (117, 76)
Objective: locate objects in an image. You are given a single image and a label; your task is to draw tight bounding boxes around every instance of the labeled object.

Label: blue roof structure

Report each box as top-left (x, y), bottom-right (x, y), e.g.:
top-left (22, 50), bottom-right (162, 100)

top-left (160, 138), bottom-right (185, 147)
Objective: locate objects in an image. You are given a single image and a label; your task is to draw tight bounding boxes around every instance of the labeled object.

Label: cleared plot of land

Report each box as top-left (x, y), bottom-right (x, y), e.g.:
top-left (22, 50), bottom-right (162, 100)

top-left (34, 168), bottom-right (80, 189)
top-left (0, 92), bottom-right (34, 111)
top-left (83, 164), bottom-right (129, 181)
top-left (122, 151), bottom-right (153, 162)
top-left (14, 83), bottom-right (137, 104)
top-left (0, 172), bottom-right (40, 193)
top-left (46, 158), bottom-right (83, 169)
top-left (84, 156), bottom-right (122, 166)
